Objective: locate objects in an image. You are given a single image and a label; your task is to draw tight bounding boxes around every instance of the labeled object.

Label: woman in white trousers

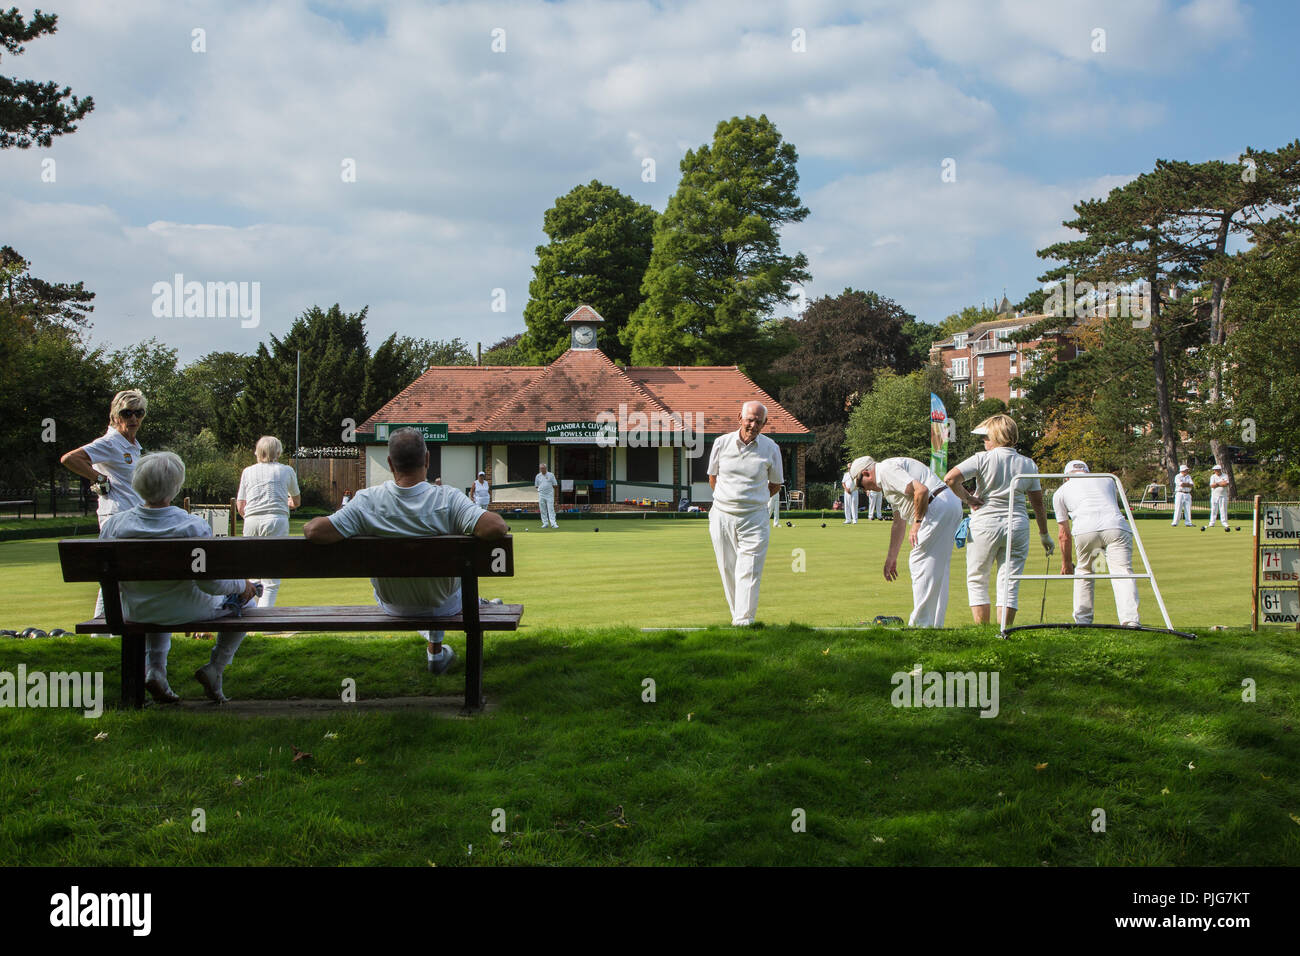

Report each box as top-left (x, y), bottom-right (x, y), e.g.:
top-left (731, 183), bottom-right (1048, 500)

top-left (944, 414), bottom-right (1053, 627)
top-left (236, 436), bottom-right (301, 607)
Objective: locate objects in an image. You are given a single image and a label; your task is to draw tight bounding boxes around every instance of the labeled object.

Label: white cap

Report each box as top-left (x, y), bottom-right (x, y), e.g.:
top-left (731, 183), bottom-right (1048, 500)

top-left (971, 425), bottom-right (989, 436)
top-left (1064, 459), bottom-right (1089, 475)
top-left (478, 470), bottom-right (486, 476)
top-left (1212, 463), bottom-right (1222, 470)
top-left (1179, 464), bottom-right (1189, 472)
top-left (848, 456), bottom-right (876, 486)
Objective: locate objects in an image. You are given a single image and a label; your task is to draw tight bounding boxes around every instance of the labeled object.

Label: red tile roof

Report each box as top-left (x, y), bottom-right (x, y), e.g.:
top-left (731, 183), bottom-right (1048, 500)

top-left (359, 353), bottom-right (810, 436)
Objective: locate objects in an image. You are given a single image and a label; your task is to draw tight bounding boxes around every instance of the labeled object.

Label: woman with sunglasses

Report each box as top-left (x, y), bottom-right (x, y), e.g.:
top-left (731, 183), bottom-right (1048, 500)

top-left (60, 389), bottom-right (149, 631)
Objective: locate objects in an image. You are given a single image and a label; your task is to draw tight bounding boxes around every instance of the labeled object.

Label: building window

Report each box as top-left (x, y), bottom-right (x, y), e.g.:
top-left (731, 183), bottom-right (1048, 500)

top-left (507, 445), bottom-right (539, 482)
top-left (626, 446), bottom-right (659, 483)
top-left (425, 443), bottom-right (442, 482)
top-left (1009, 352), bottom-right (1017, 371)
top-left (950, 357), bottom-right (969, 378)
top-left (690, 443), bottom-right (712, 483)
top-left (953, 334), bottom-right (967, 348)
top-left (978, 384), bottom-right (986, 400)
top-left (955, 382), bottom-right (968, 397)
top-left (976, 355), bottom-right (985, 376)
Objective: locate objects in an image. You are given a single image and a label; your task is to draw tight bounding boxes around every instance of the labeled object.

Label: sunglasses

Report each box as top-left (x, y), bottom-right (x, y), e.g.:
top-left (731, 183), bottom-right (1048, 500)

top-left (120, 409), bottom-right (146, 419)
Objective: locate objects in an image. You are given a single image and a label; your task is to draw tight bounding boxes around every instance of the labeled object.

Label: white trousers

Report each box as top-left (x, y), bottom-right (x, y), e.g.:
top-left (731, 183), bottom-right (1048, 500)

top-left (243, 512), bottom-right (290, 607)
top-left (965, 515), bottom-right (1030, 609)
top-left (1072, 528), bottom-right (1140, 625)
top-left (907, 492), bottom-right (964, 627)
top-left (867, 491), bottom-right (883, 519)
top-left (1171, 492), bottom-right (1193, 525)
top-left (376, 588), bottom-right (462, 644)
top-left (709, 507), bottom-right (770, 626)
top-left (538, 494), bottom-right (557, 527)
top-left (1207, 495), bottom-right (1229, 526)
top-left (843, 489), bottom-right (858, 523)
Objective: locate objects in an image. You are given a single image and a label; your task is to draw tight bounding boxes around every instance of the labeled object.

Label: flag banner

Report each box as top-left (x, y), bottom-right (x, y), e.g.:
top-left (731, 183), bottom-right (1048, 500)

top-left (929, 393), bottom-right (948, 476)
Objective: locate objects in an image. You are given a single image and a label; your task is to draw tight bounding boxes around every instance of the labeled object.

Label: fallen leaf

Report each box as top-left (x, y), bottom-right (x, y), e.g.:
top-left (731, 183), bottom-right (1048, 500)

top-left (1290, 814), bottom-right (1300, 826)
top-left (1161, 787), bottom-right (1170, 795)
top-left (872, 836), bottom-right (885, 843)
top-left (822, 647), bottom-right (829, 655)
top-left (75, 774), bottom-right (84, 782)
top-left (292, 745), bottom-right (312, 763)
top-left (354, 757), bottom-right (365, 765)
top-left (686, 713), bottom-right (693, 721)
top-left (233, 775), bottom-right (243, 787)
top-left (1034, 762), bottom-right (1048, 771)
top-left (94, 732), bottom-right (108, 742)
top-left (323, 732), bottom-right (339, 740)
top-left (1188, 761), bottom-right (1195, 770)
top-left (1261, 773), bottom-right (1273, 780)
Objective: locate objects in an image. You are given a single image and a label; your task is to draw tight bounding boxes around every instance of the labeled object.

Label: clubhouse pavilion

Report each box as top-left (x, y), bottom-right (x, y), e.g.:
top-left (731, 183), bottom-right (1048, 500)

top-left (356, 306), bottom-right (812, 508)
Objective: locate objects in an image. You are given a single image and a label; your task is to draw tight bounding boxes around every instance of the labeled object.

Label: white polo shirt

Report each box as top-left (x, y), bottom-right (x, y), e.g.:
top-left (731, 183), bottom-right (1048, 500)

top-left (707, 431), bottom-right (783, 516)
top-left (535, 471), bottom-right (558, 497)
top-left (99, 506), bottom-right (244, 623)
top-left (82, 428), bottom-right (144, 518)
top-left (954, 446), bottom-right (1041, 524)
top-left (237, 461), bottom-right (301, 517)
top-left (875, 457), bottom-right (945, 524)
top-left (1051, 478), bottom-right (1130, 536)
top-left (327, 481), bottom-right (486, 609)
top-left (1210, 473), bottom-right (1229, 499)
top-left (1175, 473), bottom-right (1194, 494)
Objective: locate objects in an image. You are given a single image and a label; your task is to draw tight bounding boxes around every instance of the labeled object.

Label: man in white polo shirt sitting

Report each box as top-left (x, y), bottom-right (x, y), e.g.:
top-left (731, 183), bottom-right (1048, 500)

top-left (707, 401), bottom-right (784, 627)
top-left (303, 428), bottom-right (508, 673)
top-left (1052, 459), bottom-right (1140, 627)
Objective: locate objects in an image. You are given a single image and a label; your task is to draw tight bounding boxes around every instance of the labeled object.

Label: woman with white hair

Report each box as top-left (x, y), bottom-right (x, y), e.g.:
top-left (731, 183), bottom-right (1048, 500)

top-left (99, 452), bottom-right (257, 704)
top-left (236, 436), bottom-right (301, 607)
top-left (943, 414), bottom-right (1053, 627)
top-left (60, 389), bottom-right (150, 630)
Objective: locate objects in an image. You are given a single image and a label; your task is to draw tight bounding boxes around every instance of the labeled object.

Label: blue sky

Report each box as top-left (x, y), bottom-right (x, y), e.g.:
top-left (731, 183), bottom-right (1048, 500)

top-left (3, 0), bottom-right (1297, 362)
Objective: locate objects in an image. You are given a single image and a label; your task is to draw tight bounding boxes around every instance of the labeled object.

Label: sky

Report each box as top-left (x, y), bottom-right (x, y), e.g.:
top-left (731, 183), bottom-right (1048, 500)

top-left (3, 0), bottom-right (1298, 363)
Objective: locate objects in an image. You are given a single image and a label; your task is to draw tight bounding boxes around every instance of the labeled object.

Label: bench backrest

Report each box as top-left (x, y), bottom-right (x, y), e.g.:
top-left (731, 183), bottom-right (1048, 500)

top-left (58, 535), bottom-right (514, 583)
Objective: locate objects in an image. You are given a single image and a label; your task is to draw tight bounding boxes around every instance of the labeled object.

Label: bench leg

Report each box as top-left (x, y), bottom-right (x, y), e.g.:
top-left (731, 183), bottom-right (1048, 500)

top-left (121, 633), bottom-right (146, 710)
top-left (463, 629), bottom-right (485, 713)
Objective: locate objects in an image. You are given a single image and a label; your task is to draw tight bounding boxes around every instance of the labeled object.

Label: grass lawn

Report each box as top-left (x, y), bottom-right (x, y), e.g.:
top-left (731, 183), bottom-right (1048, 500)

top-left (1, 513), bottom-right (1295, 866)
top-left (0, 513), bottom-right (1264, 631)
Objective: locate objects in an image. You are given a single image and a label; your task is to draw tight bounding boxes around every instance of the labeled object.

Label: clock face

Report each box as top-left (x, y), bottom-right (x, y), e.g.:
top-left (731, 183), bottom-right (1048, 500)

top-left (574, 325), bottom-right (595, 346)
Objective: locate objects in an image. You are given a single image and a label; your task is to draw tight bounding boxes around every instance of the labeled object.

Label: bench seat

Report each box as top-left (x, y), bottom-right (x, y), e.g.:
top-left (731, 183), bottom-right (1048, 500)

top-left (74, 604), bottom-right (525, 633)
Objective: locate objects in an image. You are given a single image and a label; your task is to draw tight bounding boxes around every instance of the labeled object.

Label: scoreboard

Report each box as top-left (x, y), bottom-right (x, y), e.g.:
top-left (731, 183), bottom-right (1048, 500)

top-left (1255, 501), bottom-right (1300, 629)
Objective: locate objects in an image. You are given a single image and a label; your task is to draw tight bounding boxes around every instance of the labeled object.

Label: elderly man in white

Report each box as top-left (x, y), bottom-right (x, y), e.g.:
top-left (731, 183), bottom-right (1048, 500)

top-left (236, 435), bottom-right (301, 607)
top-left (1207, 464), bottom-right (1230, 531)
top-left (1053, 459), bottom-right (1140, 627)
top-left (99, 452), bottom-right (258, 704)
top-left (535, 462), bottom-right (559, 528)
top-left (841, 468), bottom-right (859, 524)
top-left (850, 454), bottom-right (963, 627)
top-left (707, 401), bottom-right (784, 627)
top-left (1171, 464), bottom-right (1195, 527)
top-left (304, 428), bottom-right (508, 673)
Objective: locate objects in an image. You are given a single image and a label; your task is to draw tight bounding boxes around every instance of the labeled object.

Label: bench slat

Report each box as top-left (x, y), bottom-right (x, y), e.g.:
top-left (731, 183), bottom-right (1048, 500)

top-left (58, 535), bottom-right (514, 581)
top-left (74, 604), bottom-right (524, 634)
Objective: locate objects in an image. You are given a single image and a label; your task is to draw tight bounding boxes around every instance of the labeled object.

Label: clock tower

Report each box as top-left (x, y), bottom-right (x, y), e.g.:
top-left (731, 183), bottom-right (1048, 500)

top-left (563, 304), bottom-right (604, 351)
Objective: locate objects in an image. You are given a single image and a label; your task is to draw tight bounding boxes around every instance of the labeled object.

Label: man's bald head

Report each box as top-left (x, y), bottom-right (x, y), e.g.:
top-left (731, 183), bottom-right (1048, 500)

top-left (741, 401), bottom-right (768, 423)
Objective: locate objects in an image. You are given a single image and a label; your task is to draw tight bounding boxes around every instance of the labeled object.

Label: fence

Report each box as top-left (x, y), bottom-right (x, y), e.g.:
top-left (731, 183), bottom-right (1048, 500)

top-left (292, 456), bottom-right (364, 510)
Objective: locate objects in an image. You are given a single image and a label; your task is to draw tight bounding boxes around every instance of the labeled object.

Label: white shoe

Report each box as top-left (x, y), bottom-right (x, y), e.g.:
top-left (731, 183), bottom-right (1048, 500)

top-left (194, 664), bottom-right (228, 703)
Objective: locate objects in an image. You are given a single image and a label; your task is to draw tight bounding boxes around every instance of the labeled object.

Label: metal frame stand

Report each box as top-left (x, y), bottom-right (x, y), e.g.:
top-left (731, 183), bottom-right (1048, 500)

top-left (999, 472), bottom-right (1190, 640)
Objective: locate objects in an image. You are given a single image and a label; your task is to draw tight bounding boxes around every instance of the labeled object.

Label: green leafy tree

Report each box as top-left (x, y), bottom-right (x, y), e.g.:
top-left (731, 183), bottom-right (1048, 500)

top-left (0, 244), bottom-right (94, 329)
top-left (1220, 219), bottom-right (1300, 486)
top-left (844, 366), bottom-right (956, 465)
top-left (232, 304), bottom-right (370, 450)
top-left (623, 114), bottom-right (809, 378)
top-left (481, 333), bottom-right (527, 366)
top-left (771, 289), bottom-right (921, 478)
top-left (522, 181), bottom-right (656, 365)
top-left (179, 351), bottom-right (249, 450)
top-left (937, 304), bottom-right (998, 336)
top-left (1037, 174), bottom-right (1197, 486)
top-left (1144, 143), bottom-right (1300, 489)
top-left (0, 7), bottom-right (93, 149)
top-left (362, 335), bottom-right (470, 416)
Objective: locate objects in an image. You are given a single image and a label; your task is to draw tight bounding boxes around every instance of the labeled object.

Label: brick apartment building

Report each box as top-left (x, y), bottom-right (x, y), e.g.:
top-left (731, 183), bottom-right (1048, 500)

top-left (928, 298), bottom-right (1082, 405)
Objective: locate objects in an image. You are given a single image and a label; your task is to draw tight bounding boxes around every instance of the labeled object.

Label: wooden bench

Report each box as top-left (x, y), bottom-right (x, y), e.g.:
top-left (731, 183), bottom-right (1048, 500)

top-left (0, 498), bottom-right (36, 519)
top-left (57, 535), bottom-right (520, 713)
